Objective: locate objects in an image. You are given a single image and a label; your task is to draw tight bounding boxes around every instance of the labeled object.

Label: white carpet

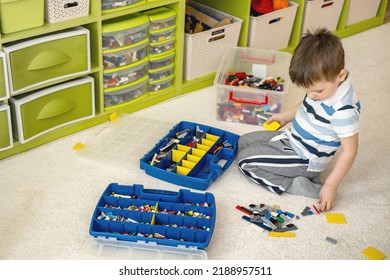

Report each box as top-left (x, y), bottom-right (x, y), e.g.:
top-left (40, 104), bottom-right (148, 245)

top-left (0, 23), bottom-right (389, 260)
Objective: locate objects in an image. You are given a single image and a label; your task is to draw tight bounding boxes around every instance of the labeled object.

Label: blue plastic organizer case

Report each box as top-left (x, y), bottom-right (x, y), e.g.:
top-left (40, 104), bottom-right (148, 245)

top-left (89, 183), bottom-right (216, 250)
top-left (140, 121), bottom-right (240, 190)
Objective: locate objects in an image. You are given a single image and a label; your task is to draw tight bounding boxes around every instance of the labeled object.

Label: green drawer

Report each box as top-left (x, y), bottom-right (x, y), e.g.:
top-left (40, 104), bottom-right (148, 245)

top-left (10, 76), bottom-right (95, 143)
top-left (0, 0), bottom-right (44, 34)
top-left (0, 105), bottom-right (13, 151)
top-left (0, 52), bottom-right (9, 101)
top-left (4, 27), bottom-right (90, 95)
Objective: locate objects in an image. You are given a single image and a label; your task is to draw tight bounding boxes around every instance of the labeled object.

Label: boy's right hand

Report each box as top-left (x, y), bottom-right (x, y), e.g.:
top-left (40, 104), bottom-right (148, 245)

top-left (266, 113), bottom-right (288, 128)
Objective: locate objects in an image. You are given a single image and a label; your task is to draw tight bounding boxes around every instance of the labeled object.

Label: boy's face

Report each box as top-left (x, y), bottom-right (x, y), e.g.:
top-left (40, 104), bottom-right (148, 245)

top-left (301, 70), bottom-right (347, 102)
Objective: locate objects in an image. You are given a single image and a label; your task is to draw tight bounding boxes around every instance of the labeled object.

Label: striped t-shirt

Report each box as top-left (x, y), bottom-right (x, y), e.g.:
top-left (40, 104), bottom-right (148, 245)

top-left (285, 74), bottom-right (361, 172)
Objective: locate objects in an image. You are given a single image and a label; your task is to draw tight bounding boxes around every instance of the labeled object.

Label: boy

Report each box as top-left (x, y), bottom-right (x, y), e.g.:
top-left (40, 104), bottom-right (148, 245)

top-left (237, 28), bottom-right (361, 211)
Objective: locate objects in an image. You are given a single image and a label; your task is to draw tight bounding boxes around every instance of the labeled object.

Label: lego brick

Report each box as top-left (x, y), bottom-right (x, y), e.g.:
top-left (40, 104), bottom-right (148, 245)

top-left (325, 213), bottom-right (347, 224)
top-left (362, 246), bottom-right (386, 260)
top-left (268, 231), bottom-right (295, 237)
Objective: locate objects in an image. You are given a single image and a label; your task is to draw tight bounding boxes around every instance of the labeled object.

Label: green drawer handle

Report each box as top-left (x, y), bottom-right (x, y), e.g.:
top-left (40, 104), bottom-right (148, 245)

top-left (27, 50), bottom-right (72, 71)
top-left (37, 98), bottom-right (76, 120)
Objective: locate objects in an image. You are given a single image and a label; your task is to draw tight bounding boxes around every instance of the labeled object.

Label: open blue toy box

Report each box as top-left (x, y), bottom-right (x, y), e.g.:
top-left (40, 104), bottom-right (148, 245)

top-left (87, 183), bottom-right (216, 259)
top-left (140, 121), bottom-right (240, 190)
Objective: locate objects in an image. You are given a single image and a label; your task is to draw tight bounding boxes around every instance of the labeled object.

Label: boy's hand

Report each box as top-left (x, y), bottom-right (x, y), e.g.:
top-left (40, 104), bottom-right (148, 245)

top-left (318, 184), bottom-right (337, 211)
top-left (266, 113), bottom-right (289, 128)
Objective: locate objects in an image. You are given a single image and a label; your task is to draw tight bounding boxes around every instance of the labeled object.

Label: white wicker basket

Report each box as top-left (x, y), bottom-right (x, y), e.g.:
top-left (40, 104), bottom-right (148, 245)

top-left (184, 0), bottom-right (243, 81)
top-left (248, 1), bottom-right (298, 50)
top-left (45, 0), bottom-right (90, 23)
top-left (346, 0), bottom-right (381, 26)
top-left (301, 0), bottom-right (344, 35)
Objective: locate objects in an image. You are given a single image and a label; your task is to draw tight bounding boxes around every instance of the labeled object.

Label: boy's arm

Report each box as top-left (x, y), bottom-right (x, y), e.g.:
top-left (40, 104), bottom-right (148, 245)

top-left (319, 133), bottom-right (359, 211)
top-left (267, 102), bottom-right (301, 127)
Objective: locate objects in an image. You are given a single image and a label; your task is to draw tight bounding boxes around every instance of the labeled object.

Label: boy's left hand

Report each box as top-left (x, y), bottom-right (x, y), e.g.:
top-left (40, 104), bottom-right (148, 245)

top-left (318, 184), bottom-right (337, 211)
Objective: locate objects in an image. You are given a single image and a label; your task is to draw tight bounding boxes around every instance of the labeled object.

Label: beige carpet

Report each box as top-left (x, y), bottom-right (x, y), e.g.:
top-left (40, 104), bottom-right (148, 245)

top-left (0, 23), bottom-right (389, 260)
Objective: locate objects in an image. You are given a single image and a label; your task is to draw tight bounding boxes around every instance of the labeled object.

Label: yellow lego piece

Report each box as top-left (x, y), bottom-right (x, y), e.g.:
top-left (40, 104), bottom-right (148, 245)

top-left (73, 142), bottom-right (85, 151)
top-left (362, 246), bottom-right (386, 260)
top-left (325, 213), bottom-right (347, 224)
top-left (263, 121), bottom-right (281, 131)
top-left (268, 231), bottom-right (295, 237)
top-left (109, 112), bottom-right (119, 123)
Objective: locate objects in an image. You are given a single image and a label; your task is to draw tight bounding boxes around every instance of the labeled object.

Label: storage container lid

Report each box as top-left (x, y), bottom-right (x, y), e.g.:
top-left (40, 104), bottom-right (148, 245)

top-left (102, 14), bottom-right (149, 33)
top-left (143, 7), bottom-right (176, 21)
top-left (82, 237), bottom-right (208, 260)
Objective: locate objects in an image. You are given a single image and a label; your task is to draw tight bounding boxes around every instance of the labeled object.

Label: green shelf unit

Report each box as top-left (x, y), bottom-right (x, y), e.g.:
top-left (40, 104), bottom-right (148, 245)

top-left (0, 0), bottom-right (186, 160)
top-left (335, 0), bottom-right (388, 38)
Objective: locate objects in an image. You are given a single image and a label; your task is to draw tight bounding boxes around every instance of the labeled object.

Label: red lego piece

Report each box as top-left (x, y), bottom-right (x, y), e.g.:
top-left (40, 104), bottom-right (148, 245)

top-left (251, 0), bottom-right (274, 14)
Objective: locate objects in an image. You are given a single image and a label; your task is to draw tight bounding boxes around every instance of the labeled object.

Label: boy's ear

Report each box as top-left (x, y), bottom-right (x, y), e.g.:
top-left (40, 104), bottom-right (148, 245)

top-left (338, 69), bottom-right (347, 82)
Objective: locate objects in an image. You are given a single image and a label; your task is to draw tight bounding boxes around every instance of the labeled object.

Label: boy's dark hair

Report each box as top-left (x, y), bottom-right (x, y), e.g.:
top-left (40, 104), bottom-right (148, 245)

top-left (289, 28), bottom-right (345, 88)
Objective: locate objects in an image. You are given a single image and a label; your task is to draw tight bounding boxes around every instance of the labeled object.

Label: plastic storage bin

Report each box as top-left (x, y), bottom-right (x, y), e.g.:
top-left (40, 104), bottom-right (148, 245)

top-left (101, 0), bottom-right (145, 14)
top-left (143, 7), bottom-right (176, 31)
top-left (301, 0), bottom-right (345, 34)
top-left (0, 105), bottom-right (13, 151)
top-left (346, 0), bottom-right (381, 26)
top-left (140, 121), bottom-right (240, 190)
top-left (149, 50), bottom-right (175, 70)
top-left (103, 57), bottom-right (148, 89)
top-left (148, 74), bottom-right (174, 93)
top-left (0, 0), bottom-right (44, 34)
top-left (248, 1), bottom-right (298, 50)
top-left (3, 27), bottom-right (91, 95)
top-left (149, 37), bottom-right (175, 56)
top-left (102, 14), bottom-right (149, 50)
top-left (0, 52), bottom-right (9, 101)
top-left (45, 0), bottom-right (90, 23)
top-left (149, 64), bottom-right (174, 81)
top-left (104, 75), bottom-right (148, 110)
top-left (215, 47), bottom-right (291, 126)
top-left (88, 183), bottom-right (215, 257)
top-left (9, 76), bottom-right (95, 143)
top-left (184, 0), bottom-right (243, 80)
top-left (103, 39), bottom-right (148, 69)
top-left (149, 26), bottom-right (176, 43)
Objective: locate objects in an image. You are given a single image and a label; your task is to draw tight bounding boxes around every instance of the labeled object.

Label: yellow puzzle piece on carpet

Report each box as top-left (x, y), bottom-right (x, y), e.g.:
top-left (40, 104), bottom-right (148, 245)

top-left (325, 213), bottom-right (347, 224)
top-left (263, 121), bottom-right (281, 131)
top-left (269, 231), bottom-right (295, 237)
top-left (73, 142), bottom-right (85, 151)
top-left (362, 246), bottom-right (386, 260)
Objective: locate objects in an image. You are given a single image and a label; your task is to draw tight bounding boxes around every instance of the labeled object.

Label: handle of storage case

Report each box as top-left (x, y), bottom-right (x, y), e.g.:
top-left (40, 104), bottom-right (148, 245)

top-left (27, 50), bottom-right (71, 71)
top-left (37, 98), bottom-right (76, 120)
top-left (141, 189), bottom-right (179, 197)
top-left (229, 90), bottom-right (269, 106)
top-left (321, 1), bottom-right (334, 8)
top-left (64, 2), bottom-right (79, 9)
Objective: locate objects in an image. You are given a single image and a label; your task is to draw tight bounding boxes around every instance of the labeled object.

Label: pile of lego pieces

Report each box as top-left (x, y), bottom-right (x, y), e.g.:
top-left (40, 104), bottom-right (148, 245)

top-left (224, 72), bottom-right (285, 92)
top-left (236, 203), bottom-right (297, 235)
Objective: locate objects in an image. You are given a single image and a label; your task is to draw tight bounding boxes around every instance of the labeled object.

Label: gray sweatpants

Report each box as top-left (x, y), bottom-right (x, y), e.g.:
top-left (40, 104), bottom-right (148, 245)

top-left (237, 131), bottom-right (322, 198)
